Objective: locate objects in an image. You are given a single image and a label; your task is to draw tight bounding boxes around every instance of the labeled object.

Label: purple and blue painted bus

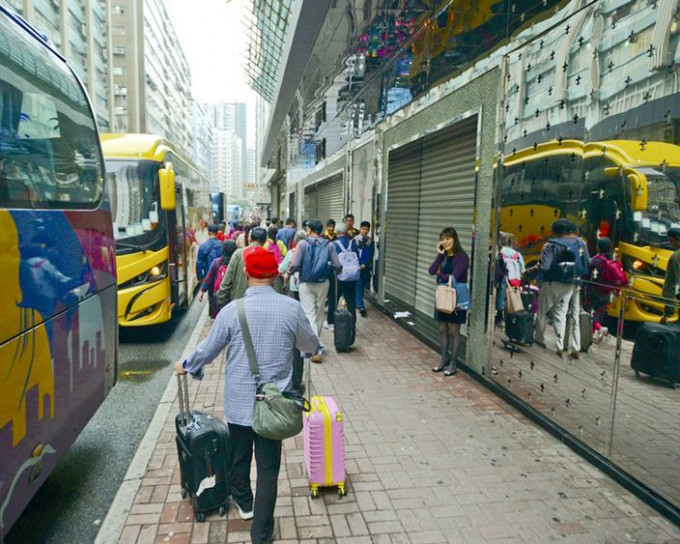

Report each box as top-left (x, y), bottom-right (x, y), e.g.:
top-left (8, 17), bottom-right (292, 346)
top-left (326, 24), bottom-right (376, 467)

top-left (0, 6), bottom-right (117, 538)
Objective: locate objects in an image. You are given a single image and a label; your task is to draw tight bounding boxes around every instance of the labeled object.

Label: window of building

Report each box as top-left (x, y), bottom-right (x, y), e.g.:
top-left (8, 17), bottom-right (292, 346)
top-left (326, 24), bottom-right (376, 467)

top-left (112, 5), bottom-right (125, 15)
top-left (113, 66), bottom-right (126, 76)
top-left (112, 46), bottom-right (125, 55)
top-left (111, 25), bottom-right (125, 36)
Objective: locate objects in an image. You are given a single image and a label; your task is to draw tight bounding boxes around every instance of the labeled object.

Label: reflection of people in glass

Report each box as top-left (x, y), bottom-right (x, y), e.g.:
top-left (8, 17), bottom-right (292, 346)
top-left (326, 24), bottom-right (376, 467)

top-left (586, 237), bottom-right (614, 344)
top-left (496, 232), bottom-right (525, 325)
top-left (429, 227), bottom-right (469, 376)
top-left (661, 228), bottom-right (680, 324)
top-left (534, 219), bottom-right (590, 359)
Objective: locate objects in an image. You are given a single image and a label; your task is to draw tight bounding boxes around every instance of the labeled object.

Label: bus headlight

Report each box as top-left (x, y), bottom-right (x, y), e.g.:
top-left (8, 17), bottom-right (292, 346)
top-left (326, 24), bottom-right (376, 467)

top-left (120, 261), bottom-right (168, 289)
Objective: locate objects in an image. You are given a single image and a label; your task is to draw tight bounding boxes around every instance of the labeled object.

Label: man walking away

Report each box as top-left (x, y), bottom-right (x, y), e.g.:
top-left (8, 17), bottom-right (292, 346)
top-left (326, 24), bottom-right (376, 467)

top-left (276, 218), bottom-right (297, 249)
top-left (354, 221), bottom-right (374, 317)
top-left (290, 219), bottom-right (342, 363)
top-left (328, 223), bottom-right (360, 325)
top-left (535, 219), bottom-right (590, 358)
top-left (196, 224), bottom-right (222, 281)
top-left (344, 214), bottom-right (358, 238)
top-left (216, 227), bottom-right (283, 306)
top-left (175, 247), bottom-right (319, 544)
top-left (661, 227), bottom-right (680, 323)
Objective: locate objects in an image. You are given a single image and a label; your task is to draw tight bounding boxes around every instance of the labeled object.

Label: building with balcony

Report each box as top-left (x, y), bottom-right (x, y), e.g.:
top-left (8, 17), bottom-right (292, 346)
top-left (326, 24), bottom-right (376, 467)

top-left (109, 0), bottom-right (192, 152)
top-left (191, 101), bottom-right (214, 183)
top-left (6, 0), bottom-right (113, 129)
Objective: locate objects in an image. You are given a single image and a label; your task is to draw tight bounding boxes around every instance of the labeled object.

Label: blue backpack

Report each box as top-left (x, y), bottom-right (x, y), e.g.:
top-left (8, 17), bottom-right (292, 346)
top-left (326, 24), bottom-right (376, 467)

top-left (548, 239), bottom-right (588, 283)
top-left (198, 238), bottom-right (222, 279)
top-left (300, 238), bottom-right (331, 283)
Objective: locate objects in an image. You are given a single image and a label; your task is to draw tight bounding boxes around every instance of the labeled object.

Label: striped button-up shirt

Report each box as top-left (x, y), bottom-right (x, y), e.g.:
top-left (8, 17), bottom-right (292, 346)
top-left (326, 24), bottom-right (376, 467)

top-left (183, 286), bottom-right (319, 426)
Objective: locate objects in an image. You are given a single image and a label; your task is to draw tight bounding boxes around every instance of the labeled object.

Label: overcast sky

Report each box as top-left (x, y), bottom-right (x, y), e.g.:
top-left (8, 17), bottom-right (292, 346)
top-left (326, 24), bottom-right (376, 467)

top-left (165, 0), bottom-right (257, 146)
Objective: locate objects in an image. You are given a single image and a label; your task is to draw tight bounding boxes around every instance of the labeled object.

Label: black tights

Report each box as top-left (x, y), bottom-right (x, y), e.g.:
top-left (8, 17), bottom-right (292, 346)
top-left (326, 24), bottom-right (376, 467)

top-left (438, 322), bottom-right (461, 369)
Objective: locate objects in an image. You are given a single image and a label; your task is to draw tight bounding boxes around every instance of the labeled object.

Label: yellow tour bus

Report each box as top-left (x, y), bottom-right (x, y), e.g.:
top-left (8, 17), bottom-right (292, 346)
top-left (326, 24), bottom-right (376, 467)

top-left (101, 134), bottom-right (212, 326)
top-left (500, 139), bottom-right (680, 324)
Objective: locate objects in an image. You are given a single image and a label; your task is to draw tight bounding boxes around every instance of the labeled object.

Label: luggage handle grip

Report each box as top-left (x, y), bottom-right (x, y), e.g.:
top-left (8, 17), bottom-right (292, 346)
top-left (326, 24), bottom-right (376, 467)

top-left (177, 374), bottom-right (191, 426)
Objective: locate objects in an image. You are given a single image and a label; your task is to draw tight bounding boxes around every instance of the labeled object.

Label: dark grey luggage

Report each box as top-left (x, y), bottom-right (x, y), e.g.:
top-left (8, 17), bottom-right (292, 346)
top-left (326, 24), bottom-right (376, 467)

top-left (505, 311), bottom-right (534, 345)
top-left (334, 308), bottom-right (355, 352)
top-left (175, 375), bottom-right (231, 521)
top-left (564, 310), bottom-right (593, 352)
top-left (631, 323), bottom-right (680, 387)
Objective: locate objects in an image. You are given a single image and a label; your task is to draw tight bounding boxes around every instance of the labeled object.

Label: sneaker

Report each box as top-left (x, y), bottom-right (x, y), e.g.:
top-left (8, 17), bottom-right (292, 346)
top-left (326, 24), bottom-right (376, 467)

top-left (311, 354), bottom-right (323, 364)
top-left (323, 321), bottom-right (335, 331)
top-left (570, 351), bottom-right (580, 360)
top-left (359, 308), bottom-right (367, 317)
top-left (234, 501), bottom-right (254, 520)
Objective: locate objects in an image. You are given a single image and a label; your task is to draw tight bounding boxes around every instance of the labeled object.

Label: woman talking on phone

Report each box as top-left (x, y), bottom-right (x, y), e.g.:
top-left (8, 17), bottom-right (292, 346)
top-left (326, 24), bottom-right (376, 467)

top-left (428, 227), bottom-right (469, 376)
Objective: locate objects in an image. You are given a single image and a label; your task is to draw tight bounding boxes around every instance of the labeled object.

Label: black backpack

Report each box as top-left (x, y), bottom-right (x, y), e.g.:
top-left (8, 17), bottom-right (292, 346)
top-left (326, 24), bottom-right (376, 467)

top-left (548, 240), bottom-right (577, 283)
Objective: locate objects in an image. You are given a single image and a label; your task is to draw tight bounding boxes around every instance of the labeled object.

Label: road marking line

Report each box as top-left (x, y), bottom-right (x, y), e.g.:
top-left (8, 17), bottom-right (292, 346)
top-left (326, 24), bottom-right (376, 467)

top-left (94, 304), bottom-right (209, 544)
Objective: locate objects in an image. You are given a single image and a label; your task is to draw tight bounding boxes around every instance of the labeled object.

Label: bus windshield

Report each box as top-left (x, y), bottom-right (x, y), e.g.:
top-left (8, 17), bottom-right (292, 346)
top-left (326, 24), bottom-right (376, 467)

top-left (637, 167), bottom-right (680, 235)
top-left (105, 159), bottom-right (165, 253)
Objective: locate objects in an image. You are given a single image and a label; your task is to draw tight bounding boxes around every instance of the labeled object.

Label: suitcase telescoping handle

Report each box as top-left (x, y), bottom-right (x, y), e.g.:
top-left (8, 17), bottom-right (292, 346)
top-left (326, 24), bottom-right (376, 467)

top-left (177, 373), bottom-right (191, 426)
top-left (305, 355), bottom-right (312, 403)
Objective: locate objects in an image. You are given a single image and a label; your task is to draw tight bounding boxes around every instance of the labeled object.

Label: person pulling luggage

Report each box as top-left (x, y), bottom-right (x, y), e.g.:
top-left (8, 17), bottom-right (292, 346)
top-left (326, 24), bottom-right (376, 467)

top-left (175, 247), bottom-right (319, 544)
top-left (661, 228), bottom-right (680, 324)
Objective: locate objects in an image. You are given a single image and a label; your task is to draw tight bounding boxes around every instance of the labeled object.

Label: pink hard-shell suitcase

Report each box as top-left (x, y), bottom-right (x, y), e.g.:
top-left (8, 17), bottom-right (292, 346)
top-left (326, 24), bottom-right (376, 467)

top-left (302, 360), bottom-right (346, 498)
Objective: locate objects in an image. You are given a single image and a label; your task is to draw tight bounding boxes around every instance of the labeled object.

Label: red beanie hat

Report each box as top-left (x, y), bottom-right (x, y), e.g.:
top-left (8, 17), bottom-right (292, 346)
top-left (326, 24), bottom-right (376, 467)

top-left (243, 246), bottom-right (279, 279)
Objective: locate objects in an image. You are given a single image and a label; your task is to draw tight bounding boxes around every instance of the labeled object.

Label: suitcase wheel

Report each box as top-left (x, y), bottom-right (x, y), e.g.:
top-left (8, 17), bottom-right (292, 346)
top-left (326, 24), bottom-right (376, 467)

top-left (219, 505), bottom-right (226, 517)
top-left (311, 487), bottom-right (319, 499)
top-left (634, 370), bottom-right (640, 378)
top-left (195, 511), bottom-right (206, 522)
top-left (180, 485), bottom-right (187, 499)
top-left (338, 484), bottom-right (346, 497)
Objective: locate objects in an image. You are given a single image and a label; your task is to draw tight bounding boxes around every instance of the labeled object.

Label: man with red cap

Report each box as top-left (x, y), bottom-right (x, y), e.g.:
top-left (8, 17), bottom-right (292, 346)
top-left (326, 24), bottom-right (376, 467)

top-left (175, 246), bottom-right (318, 544)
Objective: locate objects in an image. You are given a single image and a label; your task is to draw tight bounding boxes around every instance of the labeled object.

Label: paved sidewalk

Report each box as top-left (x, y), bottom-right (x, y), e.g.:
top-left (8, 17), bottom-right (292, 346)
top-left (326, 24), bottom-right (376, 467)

top-left (110, 306), bottom-right (680, 544)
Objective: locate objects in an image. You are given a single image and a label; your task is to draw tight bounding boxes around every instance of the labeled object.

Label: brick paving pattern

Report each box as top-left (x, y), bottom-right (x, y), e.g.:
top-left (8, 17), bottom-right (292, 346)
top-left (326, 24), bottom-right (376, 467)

top-left (115, 306), bottom-right (680, 543)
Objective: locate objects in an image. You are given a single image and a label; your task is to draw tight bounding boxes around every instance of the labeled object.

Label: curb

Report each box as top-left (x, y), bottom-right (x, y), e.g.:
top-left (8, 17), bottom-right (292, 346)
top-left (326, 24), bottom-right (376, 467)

top-left (94, 305), bottom-right (209, 544)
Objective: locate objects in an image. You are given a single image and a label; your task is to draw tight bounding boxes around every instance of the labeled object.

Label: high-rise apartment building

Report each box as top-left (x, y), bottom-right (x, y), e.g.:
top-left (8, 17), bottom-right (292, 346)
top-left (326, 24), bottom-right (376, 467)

top-left (191, 101), bottom-right (215, 184)
top-left (246, 148), bottom-right (256, 196)
top-left (205, 102), bottom-right (248, 199)
top-left (6, 0), bottom-right (113, 129)
top-left (109, 0), bottom-right (192, 151)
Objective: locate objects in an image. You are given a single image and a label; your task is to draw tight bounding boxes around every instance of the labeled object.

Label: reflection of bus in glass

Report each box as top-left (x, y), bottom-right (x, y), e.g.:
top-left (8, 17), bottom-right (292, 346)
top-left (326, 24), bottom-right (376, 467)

top-left (0, 7), bottom-right (117, 538)
top-left (500, 139), bottom-right (680, 323)
top-left (101, 134), bottom-right (212, 327)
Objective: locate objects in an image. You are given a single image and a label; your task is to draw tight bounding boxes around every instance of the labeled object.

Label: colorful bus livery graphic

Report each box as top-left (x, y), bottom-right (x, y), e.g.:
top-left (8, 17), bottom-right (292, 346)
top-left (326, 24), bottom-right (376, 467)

top-left (0, 5), bottom-right (117, 538)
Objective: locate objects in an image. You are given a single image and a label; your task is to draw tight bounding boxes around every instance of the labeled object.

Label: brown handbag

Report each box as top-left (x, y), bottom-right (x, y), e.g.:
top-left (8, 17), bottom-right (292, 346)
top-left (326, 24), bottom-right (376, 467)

top-left (505, 280), bottom-right (525, 314)
top-left (435, 276), bottom-right (457, 314)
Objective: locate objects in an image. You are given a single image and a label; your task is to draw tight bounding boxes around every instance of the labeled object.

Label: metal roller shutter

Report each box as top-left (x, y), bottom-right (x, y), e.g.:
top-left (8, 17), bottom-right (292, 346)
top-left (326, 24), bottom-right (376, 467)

top-left (384, 139), bottom-right (422, 307)
top-left (316, 175), bottom-right (344, 224)
top-left (414, 115), bottom-right (478, 316)
top-left (304, 188), bottom-right (317, 220)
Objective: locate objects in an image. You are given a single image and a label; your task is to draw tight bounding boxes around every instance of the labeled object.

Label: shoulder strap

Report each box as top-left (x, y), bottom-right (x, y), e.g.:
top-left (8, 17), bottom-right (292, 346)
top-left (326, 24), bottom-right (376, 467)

top-left (236, 299), bottom-right (260, 384)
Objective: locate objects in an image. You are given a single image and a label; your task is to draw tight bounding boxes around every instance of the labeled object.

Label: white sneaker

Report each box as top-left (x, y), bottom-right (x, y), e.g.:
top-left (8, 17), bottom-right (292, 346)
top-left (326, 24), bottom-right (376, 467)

top-left (235, 501), bottom-right (254, 520)
top-left (323, 321), bottom-right (335, 331)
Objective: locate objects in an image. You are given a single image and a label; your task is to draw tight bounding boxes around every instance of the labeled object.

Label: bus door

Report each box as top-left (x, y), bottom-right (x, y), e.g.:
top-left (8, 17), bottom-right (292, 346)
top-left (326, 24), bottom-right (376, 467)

top-left (172, 182), bottom-right (188, 308)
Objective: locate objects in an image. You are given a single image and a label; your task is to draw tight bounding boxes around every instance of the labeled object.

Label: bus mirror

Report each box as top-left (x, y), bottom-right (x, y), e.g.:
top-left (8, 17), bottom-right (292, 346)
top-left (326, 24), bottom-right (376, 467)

top-left (159, 164), bottom-right (176, 211)
top-left (627, 172), bottom-right (647, 211)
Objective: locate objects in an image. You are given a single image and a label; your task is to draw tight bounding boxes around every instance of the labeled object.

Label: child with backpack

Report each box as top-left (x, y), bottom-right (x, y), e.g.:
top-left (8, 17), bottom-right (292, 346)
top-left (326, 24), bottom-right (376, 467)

top-left (199, 240), bottom-right (238, 319)
top-left (586, 237), bottom-right (627, 343)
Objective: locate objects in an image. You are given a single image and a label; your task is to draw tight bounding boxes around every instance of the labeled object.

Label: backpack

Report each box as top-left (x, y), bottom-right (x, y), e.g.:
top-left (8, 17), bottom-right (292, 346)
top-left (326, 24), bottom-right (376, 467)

top-left (213, 260), bottom-right (229, 293)
top-left (300, 238), bottom-right (331, 283)
top-left (548, 239), bottom-right (587, 283)
top-left (597, 255), bottom-right (627, 292)
top-left (501, 250), bottom-right (522, 287)
top-left (208, 238), bottom-right (222, 265)
top-left (335, 238), bottom-right (360, 282)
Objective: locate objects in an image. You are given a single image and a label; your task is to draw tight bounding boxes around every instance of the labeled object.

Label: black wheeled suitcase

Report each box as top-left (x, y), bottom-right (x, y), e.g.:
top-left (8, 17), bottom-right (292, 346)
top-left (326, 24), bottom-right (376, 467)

top-left (175, 375), bottom-right (231, 521)
top-left (631, 323), bottom-right (680, 387)
top-left (505, 311), bottom-right (534, 345)
top-left (334, 308), bottom-right (355, 352)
